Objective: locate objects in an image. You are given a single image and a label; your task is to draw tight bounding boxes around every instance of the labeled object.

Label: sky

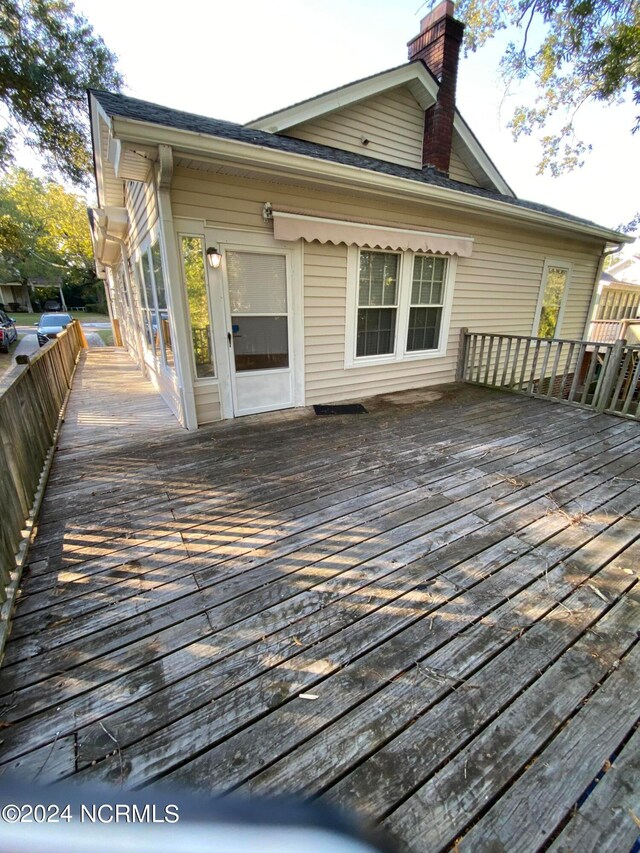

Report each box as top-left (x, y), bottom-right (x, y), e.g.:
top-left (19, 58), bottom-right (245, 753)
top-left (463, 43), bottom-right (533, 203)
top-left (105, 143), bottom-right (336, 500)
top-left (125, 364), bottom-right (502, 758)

top-left (69, 0), bottom-right (639, 240)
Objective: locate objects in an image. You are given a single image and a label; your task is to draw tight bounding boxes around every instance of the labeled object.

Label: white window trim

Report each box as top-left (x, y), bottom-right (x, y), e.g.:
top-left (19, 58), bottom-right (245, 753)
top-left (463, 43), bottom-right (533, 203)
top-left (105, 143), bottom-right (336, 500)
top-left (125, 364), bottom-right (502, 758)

top-left (132, 226), bottom-right (177, 378)
top-left (345, 246), bottom-right (457, 369)
top-left (177, 231), bottom-right (219, 385)
top-left (532, 258), bottom-right (573, 338)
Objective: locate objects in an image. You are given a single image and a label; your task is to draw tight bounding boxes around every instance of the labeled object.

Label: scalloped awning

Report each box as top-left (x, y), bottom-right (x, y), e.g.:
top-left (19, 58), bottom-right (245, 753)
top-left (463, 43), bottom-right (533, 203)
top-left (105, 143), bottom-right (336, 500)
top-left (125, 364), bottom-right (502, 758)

top-left (272, 210), bottom-right (473, 256)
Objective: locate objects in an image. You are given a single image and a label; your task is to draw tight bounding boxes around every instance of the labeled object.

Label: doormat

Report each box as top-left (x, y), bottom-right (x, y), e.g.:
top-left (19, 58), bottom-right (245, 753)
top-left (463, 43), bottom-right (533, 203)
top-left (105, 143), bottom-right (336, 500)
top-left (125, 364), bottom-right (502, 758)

top-left (313, 403), bottom-right (368, 416)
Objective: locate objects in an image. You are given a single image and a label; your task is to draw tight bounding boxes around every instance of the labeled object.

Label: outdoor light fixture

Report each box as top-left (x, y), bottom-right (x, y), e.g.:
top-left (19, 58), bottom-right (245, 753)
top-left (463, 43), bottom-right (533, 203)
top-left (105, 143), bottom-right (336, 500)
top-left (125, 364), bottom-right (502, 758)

top-left (206, 246), bottom-right (222, 269)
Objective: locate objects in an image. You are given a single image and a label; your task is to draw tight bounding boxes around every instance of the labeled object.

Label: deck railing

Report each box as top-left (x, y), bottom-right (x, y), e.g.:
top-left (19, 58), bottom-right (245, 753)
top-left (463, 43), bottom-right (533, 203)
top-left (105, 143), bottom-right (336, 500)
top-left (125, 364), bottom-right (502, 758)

top-left (0, 321), bottom-right (85, 644)
top-left (458, 329), bottom-right (640, 422)
top-left (586, 318), bottom-right (640, 345)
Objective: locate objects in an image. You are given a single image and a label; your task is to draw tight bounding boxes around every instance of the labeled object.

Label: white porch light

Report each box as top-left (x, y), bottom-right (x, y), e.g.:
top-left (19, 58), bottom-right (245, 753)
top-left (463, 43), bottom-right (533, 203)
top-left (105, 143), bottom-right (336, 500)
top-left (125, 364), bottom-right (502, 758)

top-left (206, 246), bottom-right (222, 269)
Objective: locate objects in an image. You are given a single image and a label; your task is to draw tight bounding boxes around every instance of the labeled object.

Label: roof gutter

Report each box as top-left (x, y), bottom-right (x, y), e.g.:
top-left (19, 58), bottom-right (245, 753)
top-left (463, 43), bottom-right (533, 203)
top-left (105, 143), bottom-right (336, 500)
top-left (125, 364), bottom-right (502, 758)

top-left (109, 115), bottom-right (632, 246)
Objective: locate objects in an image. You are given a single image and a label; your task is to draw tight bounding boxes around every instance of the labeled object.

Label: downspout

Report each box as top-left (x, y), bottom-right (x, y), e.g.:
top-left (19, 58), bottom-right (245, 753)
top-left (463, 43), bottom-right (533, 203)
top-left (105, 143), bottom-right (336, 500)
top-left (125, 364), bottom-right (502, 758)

top-left (583, 242), bottom-right (624, 340)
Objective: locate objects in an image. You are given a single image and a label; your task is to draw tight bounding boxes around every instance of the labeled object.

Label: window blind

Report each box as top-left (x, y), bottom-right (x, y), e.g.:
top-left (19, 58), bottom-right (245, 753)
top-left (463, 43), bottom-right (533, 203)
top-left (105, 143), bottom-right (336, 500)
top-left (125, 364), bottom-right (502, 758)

top-left (226, 252), bottom-right (287, 314)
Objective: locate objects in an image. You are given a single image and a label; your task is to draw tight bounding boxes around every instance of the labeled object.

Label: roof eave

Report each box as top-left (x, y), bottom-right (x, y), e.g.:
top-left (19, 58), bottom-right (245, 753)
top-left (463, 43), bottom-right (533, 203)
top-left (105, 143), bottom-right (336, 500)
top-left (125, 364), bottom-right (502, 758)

top-left (245, 61), bottom-right (514, 198)
top-left (108, 114), bottom-right (632, 246)
top-left (246, 63), bottom-right (431, 130)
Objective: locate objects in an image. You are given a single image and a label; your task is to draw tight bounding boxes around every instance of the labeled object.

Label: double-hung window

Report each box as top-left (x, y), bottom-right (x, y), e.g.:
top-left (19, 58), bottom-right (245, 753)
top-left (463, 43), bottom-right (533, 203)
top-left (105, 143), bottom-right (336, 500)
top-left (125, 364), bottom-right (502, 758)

top-left (357, 251), bottom-right (399, 357)
top-left (347, 247), bottom-right (455, 366)
top-left (407, 255), bottom-right (446, 351)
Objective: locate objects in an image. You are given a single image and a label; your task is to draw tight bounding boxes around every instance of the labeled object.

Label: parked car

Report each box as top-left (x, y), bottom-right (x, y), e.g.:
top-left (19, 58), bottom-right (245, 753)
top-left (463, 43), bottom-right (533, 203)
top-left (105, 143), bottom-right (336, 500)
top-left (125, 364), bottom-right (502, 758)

top-left (36, 312), bottom-right (73, 346)
top-left (0, 310), bottom-right (18, 353)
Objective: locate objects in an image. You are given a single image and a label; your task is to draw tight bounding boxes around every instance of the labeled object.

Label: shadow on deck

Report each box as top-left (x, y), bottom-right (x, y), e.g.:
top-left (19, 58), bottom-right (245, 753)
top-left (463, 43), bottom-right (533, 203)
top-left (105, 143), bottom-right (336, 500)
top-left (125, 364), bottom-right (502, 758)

top-left (0, 348), bottom-right (639, 851)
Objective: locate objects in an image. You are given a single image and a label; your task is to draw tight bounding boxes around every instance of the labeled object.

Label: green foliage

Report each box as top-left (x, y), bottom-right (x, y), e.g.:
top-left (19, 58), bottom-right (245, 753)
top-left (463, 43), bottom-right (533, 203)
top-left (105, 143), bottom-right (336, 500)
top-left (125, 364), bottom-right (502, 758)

top-left (0, 166), bottom-right (96, 287)
top-left (0, 0), bottom-right (122, 185)
top-left (537, 266), bottom-right (568, 337)
top-left (456, 1), bottom-right (640, 176)
top-left (181, 235), bottom-right (214, 374)
top-left (182, 236), bottom-right (209, 329)
top-left (616, 211), bottom-right (640, 236)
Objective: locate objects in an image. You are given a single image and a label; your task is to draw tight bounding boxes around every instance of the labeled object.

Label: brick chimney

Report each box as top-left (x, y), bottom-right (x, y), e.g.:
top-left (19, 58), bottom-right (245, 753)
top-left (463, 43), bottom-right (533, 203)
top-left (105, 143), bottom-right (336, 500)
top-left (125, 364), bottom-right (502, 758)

top-left (407, 1), bottom-right (464, 174)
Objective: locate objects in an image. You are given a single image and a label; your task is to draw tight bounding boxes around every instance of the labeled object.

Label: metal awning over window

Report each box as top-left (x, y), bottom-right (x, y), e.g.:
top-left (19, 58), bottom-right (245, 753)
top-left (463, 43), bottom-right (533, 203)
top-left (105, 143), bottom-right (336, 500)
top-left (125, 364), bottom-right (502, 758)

top-left (271, 210), bottom-right (473, 257)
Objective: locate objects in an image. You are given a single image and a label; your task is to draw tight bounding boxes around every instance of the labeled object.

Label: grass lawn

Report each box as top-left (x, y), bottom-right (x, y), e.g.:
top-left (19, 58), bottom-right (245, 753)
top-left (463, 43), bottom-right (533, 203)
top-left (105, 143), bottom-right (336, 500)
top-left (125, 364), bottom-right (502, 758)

top-left (13, 310), bottom-right (110, 326)
top-left (0, 333), bottom-right (21, 376)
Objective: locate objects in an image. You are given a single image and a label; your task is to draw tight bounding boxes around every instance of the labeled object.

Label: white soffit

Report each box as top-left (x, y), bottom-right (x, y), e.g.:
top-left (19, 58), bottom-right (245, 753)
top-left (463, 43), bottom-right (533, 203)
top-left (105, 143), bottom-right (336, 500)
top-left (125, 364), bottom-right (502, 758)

top-left (272, 210), bottom-right (473, 256)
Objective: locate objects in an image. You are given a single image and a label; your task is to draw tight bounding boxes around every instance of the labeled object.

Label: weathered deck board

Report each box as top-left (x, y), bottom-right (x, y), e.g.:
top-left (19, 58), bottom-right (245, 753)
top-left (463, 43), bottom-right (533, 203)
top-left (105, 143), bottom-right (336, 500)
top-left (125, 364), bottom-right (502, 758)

top-left (0, 347), bottom-right (639, 853)
top-left (548, 725), bottom-right (640, 853)
top-left (457, 626), bottom-right (640, 851)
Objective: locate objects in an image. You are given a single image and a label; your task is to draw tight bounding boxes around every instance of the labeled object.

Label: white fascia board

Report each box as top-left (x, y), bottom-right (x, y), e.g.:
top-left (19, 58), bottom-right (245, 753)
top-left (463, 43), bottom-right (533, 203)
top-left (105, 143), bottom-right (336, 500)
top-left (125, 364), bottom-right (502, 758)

top-left (247, 62), bottom-right (512, 196)
top-left (451, 115), bottom-right (514, 197)
top-left (246, 64), bottom-right (437, 131)
top-left (89, 96), bottom-right (110, 208)
top-left (109, 115), bottom-right (633, 245)
top-left (90, 96), bottom-right (127, 208)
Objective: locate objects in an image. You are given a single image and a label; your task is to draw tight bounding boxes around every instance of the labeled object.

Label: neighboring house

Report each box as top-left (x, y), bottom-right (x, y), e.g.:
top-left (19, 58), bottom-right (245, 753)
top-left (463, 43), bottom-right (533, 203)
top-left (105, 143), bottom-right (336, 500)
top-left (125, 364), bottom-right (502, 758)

top-left (606, 252), bottom-right (640, 285)
top-left (0, 283), bottom-right (21, 309)
top-left (0, 282), bottom-right (32, 312)
top-left (88, 1), bottom-right (632, 429)
top-left (588, 254), bottom-right (640, 343)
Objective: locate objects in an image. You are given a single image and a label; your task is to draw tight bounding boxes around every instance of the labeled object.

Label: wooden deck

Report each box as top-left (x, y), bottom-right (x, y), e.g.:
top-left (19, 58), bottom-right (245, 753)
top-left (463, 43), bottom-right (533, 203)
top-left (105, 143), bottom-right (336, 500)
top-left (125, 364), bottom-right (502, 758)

top-left (1, 348), bottom-right (639, 851)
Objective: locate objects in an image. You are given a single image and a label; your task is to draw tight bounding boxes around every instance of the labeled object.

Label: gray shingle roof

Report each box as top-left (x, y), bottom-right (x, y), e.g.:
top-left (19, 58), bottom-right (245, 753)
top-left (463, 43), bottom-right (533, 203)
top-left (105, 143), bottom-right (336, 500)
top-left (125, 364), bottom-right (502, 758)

top-left (91, 89), bottom-right (620, 237)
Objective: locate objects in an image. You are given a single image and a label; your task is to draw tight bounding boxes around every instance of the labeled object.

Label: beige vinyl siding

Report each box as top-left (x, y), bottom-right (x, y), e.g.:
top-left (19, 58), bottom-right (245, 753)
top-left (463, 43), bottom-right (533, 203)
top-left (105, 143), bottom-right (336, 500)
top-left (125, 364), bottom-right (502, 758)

top-left (195, 384), bottom-right (221, 425)
top-left (285, 86), bottom-right (425, 169)
top-left (171, 165), bottom-right (602, 406)
top-left (449, 146), bottom-right (481, 187)
top-left (125, 179), bottom-right (158, 255)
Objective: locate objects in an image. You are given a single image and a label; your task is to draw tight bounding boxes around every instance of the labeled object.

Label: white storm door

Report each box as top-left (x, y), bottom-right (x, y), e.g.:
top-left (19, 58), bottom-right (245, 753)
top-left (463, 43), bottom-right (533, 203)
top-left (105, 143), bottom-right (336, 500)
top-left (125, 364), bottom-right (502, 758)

top-left (222, 247), bottom-right (294, 416)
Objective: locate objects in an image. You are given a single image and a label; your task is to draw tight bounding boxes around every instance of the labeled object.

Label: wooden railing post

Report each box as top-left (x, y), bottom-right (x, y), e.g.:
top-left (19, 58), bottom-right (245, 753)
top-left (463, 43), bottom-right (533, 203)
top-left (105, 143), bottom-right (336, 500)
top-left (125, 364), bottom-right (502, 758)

top-left (113, 318), bottom-right (123, 347)
top-left (76, 319), bottom-right (89, 349)
top-left (595, 338), bottom-right (626, 413)
top-left (456, 327), bottom-right (469, 382)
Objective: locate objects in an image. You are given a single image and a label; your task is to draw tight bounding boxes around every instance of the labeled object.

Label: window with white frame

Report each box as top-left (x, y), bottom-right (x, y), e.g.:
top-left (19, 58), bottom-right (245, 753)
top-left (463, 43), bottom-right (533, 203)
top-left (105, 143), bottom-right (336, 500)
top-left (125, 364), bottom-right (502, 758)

top-left (134, 237), bottom-right (175, 373)
top-left (407, 254), bottom-right (446, 351)
top-left (534, 260), bottom-right (571, 339)
top-left (137, 251), bottom-right (157, 358)
top-left (357, 251), bottom-right (399, 357)
top-left (348, 247), bottom-right (454, 366)
top-left (180, 234), bottom-right (216, 379)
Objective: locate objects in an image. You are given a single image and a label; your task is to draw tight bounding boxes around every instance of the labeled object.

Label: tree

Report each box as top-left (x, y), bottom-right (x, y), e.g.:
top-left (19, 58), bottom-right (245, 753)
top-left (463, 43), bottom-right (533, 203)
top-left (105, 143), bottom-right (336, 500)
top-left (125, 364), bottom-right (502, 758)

top-left (456, 1), bottom-right (640, 176)
top-left (0, 0), bottom-right (122, 185)
top-left (0, 166), bottom-right (98, 307)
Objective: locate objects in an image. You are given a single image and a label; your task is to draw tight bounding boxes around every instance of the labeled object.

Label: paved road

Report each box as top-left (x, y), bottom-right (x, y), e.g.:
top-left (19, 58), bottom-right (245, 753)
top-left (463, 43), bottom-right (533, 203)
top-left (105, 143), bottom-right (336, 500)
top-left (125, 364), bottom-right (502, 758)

top-left (15, 330), bottom-right (106, 349)
top-left (13, 333), bottom-right (40, 361)
top-left (1, 331), bottom-right (105, 379)
top-left (15, 322), bottom-right (111, 332)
